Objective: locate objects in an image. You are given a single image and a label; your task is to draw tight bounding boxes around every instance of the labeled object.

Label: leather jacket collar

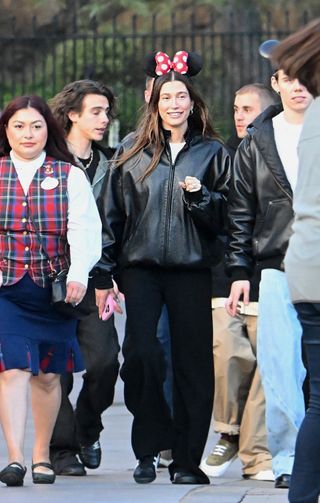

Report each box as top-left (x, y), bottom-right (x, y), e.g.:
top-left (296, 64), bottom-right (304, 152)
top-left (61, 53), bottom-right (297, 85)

top-left (162, 126), bottom-right (202, 147)
top-left (248, 104), bottom-right (293, 197)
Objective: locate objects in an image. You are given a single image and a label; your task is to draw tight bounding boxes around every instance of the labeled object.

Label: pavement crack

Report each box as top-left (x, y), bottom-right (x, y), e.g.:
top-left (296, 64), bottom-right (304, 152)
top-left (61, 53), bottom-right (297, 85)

top-left (238, 490), bottom-right (250, 502)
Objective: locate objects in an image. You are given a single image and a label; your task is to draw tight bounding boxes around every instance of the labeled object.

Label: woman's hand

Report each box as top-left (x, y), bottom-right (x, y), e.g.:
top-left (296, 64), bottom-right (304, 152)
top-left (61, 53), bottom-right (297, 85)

top-left (95, 282), bottom-right (124, 320)
top-left (179, 176), bottom-right (201, 192)
top-left (95, 288), bottom-right (115, 319)
top-left (65, 281), bottom-right (87, 306)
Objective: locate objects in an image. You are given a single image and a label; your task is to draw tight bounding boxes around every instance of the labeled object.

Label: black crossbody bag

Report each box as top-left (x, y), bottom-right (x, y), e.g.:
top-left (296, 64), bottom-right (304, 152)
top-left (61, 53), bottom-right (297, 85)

top-left (28, 213), bottom-right (90, 320)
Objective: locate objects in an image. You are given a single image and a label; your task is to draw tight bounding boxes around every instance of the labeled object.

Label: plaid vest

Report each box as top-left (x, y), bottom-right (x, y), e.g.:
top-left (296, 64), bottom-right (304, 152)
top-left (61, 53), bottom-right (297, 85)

top-left (0, 156), bottom-right (71, 287)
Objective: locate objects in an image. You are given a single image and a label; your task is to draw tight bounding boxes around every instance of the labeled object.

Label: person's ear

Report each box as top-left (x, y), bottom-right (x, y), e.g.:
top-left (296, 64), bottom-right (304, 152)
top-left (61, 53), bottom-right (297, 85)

top-left (271, 75), bottom-right (280, 94)
top-left (67, 111), bottom-right (79, 124)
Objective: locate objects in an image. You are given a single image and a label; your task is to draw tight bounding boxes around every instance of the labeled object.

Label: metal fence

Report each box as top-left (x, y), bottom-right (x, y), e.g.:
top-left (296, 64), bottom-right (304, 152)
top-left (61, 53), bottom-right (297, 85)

top-left (0, 7), bottom-right (316, 140)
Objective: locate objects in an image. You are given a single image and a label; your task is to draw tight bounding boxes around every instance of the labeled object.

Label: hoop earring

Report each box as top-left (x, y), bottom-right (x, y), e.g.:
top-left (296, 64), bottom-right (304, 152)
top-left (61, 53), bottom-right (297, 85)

top-left (190, 108), bottom-right (194, 115)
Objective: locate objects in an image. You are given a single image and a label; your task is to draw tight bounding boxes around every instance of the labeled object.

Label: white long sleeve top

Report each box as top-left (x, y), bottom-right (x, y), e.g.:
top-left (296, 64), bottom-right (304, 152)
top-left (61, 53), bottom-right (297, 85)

top-left (9, 150), bottom-right (102, 287)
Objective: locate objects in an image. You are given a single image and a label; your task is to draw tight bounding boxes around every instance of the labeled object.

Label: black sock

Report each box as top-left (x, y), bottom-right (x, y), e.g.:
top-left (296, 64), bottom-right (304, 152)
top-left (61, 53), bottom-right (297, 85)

top-left (221, 433), bottom-right (239, 444)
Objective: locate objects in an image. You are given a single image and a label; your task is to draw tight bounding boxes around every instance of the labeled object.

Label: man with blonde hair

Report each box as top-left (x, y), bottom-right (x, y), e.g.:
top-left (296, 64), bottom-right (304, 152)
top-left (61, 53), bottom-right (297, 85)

top-left (201, 83), bottom-right (277, 481)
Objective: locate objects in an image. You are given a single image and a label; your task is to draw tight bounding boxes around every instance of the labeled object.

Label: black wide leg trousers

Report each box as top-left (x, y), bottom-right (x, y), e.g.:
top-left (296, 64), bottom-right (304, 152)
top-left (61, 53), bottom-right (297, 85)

top-left (50, 284), bottom-right (120, 468)
top-left (120, 266), bottom-right (214, 478)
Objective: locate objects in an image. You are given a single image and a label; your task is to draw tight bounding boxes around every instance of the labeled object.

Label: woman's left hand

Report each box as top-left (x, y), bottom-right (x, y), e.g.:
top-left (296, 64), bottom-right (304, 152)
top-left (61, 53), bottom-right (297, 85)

top-left (95, 288), bottom-right (115, 319)
top-left (179, 176), bottom-right (201, 192)
top-left (65, 281), bottom-right (87, 305)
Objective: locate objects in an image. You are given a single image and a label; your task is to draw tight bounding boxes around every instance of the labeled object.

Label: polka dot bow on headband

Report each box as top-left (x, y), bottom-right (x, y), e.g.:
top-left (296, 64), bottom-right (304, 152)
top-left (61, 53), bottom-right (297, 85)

top-left (143, 50), bottom-right (203, 78)
top-left (155, 51), bottom-right (189, 76)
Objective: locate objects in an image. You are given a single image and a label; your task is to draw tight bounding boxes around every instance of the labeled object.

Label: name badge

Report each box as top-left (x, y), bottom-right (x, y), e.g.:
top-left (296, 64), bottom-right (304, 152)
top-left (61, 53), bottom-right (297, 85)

top-left (41, 177), bottom-right (59, 190)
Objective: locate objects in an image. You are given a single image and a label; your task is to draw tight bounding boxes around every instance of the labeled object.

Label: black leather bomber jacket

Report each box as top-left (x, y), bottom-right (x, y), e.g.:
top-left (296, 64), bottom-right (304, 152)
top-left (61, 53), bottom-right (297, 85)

top-left (96, 130), bottom-right (231, 283)
top-left (226, 104), bottom-right (294, 281)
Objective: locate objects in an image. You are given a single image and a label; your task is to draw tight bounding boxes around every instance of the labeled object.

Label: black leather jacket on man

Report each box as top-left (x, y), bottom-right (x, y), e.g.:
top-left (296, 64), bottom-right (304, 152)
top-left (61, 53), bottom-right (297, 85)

top-left (226, 104), bottom-right (294, 281)
top-left (96, 130), bottom-right (230, 285)
top-left (91, 142), bottom-right (115, 200)
top-left (85, 142), bottom-right (115, 289)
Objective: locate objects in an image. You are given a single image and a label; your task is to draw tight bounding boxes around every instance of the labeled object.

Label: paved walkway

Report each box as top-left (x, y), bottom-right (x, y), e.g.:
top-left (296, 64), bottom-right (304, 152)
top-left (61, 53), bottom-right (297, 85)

top-left (0, 392), bottom-right (289, 503)
top-left (0, 313), bottom-right (290, 502)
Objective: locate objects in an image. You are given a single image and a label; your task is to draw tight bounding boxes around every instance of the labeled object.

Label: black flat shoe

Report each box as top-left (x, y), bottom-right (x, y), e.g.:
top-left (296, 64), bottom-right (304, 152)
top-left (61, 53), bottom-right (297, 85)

top-left (172, 470), bottom-right (210, 485)
top-left (79, 440), bottom-right (101, 469)
top-left (133, 455), bottom-right (158, 484)
top-left (55, 461), bottom-right (86, 476)
top-left (32, 462), bottom-right (56, 484)
top-left (274, 473), bottom-right (291, 489)
top-left (0, 462), bottom-right (27, 486)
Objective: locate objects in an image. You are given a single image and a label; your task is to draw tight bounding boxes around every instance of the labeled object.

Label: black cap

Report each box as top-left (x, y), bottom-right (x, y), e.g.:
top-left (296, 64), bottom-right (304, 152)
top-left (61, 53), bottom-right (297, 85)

top-left (259, 39), bottom-right (280, 58)
top-left (259, 39), bottom-right (280, 71)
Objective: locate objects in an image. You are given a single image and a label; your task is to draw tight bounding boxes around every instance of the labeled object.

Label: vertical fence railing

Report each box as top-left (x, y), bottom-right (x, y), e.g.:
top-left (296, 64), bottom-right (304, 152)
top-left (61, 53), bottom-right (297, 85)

top-left (0, 8), bottom-right (314, 137)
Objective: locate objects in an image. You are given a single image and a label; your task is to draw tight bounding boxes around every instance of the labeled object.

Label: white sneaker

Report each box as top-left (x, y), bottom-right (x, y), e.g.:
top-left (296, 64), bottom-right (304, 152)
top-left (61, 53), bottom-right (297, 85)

top-left (200, 439), bottom-right (238, 477)
top-left (246, 469), bottom-right (275, 481)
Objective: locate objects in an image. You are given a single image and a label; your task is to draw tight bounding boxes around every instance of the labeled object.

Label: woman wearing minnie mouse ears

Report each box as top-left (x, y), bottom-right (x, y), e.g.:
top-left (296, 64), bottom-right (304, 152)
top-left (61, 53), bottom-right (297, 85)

top-left (96, 50), bottom-right (231, 485)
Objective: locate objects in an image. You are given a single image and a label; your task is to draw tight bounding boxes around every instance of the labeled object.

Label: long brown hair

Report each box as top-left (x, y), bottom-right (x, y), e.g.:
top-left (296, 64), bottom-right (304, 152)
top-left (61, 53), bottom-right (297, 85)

top-left (273, 18), bottom-right (320, 97)
top-left (116, 71), bottom-right (219, 180)
top-left (0, 95), bottom-right (74, 163)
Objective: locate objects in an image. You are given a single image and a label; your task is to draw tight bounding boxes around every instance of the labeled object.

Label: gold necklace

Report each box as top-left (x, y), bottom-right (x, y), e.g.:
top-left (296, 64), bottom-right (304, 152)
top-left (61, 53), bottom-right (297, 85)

top-left (67, 140), bottom-right (93, 170)
top-left (75, 149), bottom-right (94, 170)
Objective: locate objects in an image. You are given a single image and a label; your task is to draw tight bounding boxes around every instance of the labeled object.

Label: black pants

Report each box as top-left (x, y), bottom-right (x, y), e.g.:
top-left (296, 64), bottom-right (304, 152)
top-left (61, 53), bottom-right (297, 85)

top-left (50, 284), bottom-right (120, 468)
top-left (289, 302), bottom-right (320, 503)
top-left (120, 266), bottom-right (213, 478)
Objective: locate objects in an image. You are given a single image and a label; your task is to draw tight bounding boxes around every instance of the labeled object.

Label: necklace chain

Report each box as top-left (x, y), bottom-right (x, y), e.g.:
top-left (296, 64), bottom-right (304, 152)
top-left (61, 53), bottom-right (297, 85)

top-left (66, 140), bottom-right (94, 170)
top-left (75, 149), bottom-right (94, 170)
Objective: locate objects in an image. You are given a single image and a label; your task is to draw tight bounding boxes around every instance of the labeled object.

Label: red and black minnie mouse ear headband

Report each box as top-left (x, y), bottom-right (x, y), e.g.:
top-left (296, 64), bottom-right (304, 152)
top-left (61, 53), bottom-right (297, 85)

top-left (143, 50), bottom-right (203, 78)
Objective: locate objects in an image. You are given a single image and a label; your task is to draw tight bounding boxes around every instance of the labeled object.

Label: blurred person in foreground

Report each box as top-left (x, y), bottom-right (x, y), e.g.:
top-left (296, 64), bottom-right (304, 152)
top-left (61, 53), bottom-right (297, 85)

top-left (273, 18), bottom-right (320, 503)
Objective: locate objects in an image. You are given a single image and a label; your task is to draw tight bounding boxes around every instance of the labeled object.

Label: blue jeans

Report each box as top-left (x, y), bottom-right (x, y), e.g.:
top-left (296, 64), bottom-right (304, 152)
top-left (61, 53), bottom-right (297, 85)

top-left (157, 305), bottom-right (173, 414)
top-left (257, 269), bottom-right (305, 478)
top-left (289, 303), bottom-right (320, 503)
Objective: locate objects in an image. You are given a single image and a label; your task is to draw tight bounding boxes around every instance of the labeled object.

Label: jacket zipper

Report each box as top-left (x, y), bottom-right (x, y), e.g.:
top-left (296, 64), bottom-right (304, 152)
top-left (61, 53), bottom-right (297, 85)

top-left (268, 171), bottom-right (293, 201)
top-left (163, 144), bottom-right (187, 261)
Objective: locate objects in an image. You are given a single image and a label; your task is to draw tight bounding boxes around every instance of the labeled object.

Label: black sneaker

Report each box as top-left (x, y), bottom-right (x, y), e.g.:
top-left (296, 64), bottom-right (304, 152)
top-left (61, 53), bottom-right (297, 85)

top-left (133, 455), bottom-right (158, 484)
